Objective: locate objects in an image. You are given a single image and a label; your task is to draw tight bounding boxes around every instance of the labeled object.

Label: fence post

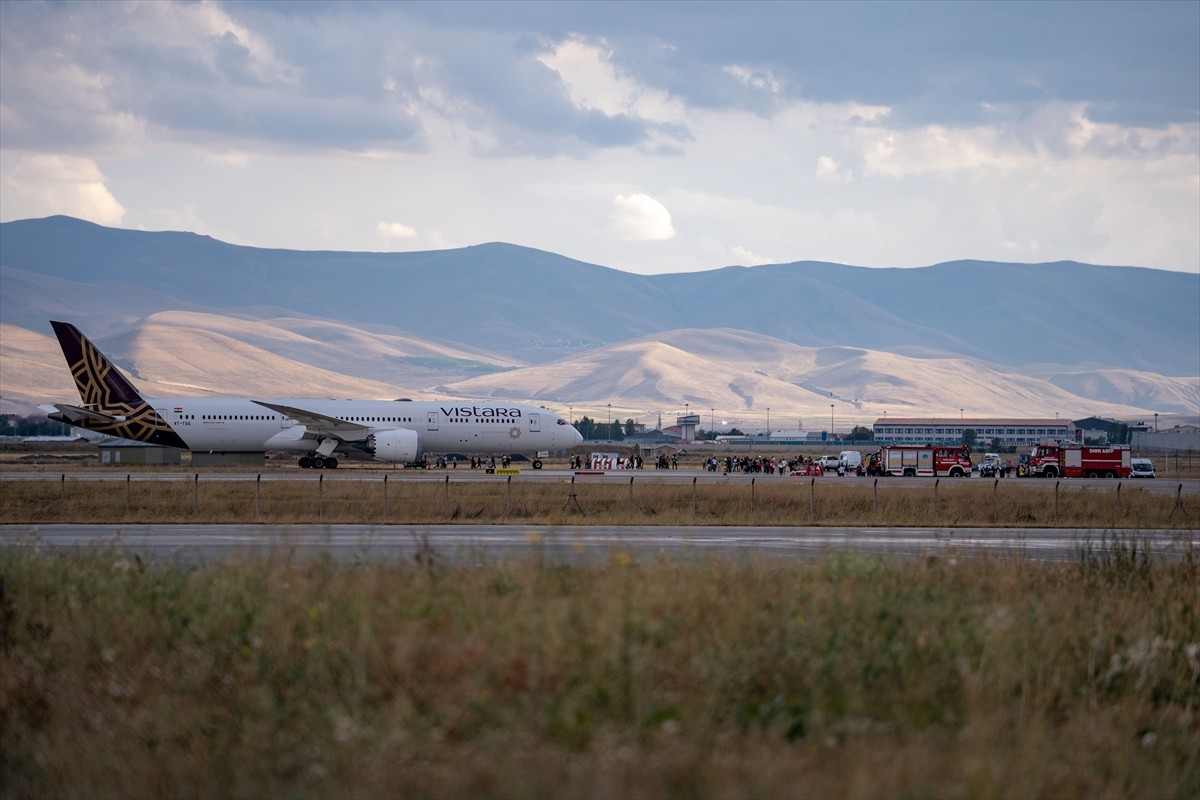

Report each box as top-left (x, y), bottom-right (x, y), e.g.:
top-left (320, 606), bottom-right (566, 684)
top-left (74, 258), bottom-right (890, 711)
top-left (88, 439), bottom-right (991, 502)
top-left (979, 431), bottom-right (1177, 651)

top-left (318, 473), bottom-right (324, 518)
top-left (933, 478), bottom-right (940, 513)
top-left (383, 474), bottom-right (388, 517)
top-left (507, 475), bottom-right (513, 517)
top-left (256, 474), bottom-right (261, 516)
top-left (629, 476), bottom-right (635, 511)
top-left (126, 474), bottom-right (131, 514)
top-left (444, 475), bottom-right (450, 518)
top-left (873, 477), bottom-right (878, 514)
top-left (194, 473), bottom-right (199, 515)
top-left (992, 479), bottom-right (998, 522)
top-left (1116, 481), bottom-right (1121, 515)
top-left (810, 478), bottom-right (816, 517)
top-left (1054, 480), bottom-right (1059, 521)
top-left (692, 476), bottom-right (697, 514)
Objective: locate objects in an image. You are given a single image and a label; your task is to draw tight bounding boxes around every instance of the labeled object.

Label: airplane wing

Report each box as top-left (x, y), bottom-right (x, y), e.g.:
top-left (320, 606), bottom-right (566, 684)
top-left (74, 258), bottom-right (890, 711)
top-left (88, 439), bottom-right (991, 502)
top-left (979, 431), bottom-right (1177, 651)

top-left (252, 401), bottom-right (370, 441)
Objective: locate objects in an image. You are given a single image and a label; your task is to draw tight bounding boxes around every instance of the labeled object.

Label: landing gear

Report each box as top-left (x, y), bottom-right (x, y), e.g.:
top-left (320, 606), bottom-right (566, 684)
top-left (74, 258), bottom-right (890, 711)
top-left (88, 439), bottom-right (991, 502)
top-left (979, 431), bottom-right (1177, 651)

top-left (299, 454), bottom-right (339, 469)
top-left (532, 459), bottom-right (543, 469)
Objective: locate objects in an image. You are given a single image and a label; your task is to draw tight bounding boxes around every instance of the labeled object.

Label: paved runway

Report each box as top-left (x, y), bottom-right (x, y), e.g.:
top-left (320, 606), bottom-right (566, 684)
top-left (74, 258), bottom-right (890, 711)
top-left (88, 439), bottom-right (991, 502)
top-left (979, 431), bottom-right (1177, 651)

top-left (3, 523), bottom-right (1194, 565)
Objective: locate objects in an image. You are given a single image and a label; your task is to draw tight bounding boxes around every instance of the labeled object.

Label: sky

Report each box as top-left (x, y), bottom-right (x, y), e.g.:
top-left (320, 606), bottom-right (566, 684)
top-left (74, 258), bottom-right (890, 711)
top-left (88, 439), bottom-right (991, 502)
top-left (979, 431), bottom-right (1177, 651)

top-left (1, 0), bottom-right (1198, 275)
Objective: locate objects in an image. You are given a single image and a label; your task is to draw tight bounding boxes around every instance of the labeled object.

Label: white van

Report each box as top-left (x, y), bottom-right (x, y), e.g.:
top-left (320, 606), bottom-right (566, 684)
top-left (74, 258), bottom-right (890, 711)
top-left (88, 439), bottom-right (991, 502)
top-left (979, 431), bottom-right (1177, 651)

top-left (1130, 457), bottom-right (1156, 478)
top-left (839, 450), bottom-right (863, 471)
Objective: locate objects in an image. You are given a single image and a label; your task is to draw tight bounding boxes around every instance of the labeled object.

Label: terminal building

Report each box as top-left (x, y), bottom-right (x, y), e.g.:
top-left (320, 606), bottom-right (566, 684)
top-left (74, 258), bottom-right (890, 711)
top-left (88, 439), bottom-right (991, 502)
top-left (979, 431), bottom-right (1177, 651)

top-left (873, 418), bottom-right (1075, 447)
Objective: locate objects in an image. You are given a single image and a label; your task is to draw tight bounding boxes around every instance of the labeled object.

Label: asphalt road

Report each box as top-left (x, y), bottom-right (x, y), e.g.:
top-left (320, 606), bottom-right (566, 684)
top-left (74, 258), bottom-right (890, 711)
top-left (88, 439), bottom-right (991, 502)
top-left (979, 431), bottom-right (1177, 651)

top-left (3, 523), bottom-right (1195, 565)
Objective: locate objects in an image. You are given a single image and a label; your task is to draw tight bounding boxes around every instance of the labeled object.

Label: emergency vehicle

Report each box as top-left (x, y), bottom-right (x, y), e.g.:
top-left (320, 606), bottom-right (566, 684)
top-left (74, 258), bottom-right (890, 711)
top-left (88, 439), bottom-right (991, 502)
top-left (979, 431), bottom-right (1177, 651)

top-left (874, 444), bottom-right (972, 477)
top-left (1025, 443), bottom-right (1131, 478)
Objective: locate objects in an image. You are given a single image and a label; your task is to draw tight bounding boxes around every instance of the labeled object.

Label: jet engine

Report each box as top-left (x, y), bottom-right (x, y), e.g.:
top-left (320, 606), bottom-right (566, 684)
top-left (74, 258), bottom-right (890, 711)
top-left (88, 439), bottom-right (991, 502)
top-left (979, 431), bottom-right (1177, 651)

top-left (366, 429), bottom-right (420, 462)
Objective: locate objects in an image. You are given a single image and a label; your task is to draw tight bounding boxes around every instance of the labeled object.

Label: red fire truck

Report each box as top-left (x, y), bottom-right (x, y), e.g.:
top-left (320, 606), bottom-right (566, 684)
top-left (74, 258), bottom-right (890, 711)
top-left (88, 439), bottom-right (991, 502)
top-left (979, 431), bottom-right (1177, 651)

top-left (874, 444), bottom-right (972, 477)
top-left (1025, 443), bottom-right (1131, 478)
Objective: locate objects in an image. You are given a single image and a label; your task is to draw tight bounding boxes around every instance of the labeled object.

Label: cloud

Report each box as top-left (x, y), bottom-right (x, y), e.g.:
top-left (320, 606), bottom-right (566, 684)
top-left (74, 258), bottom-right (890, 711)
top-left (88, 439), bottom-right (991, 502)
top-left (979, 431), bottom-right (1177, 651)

top-left (612, 193), bottom-right (675, 241)
top-left (1, 155), bottom-right (125, 225)
top-left (814, 155), bottom-right (853, 185)
top-left (376, 221), bottom-right (417, 239)
top-left (723, 64), bottom-right (783, 94)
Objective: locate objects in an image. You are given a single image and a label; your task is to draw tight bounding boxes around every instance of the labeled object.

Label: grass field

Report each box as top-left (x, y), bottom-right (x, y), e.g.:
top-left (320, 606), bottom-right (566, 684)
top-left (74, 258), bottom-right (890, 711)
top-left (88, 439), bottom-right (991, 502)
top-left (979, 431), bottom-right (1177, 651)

top-left (2, 474), bottom-right (1196, 529)
top-left (2, 541), bottom-right (1197, 798)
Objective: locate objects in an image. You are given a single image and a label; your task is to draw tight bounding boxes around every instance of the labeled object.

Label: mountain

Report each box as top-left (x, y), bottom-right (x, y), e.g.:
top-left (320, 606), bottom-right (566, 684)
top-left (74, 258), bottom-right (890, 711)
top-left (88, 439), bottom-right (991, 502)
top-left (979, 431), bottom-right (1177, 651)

top-left (1, 216), bottom-right (1197, 424)
top-left (2, 216), bottom-right (1197, 374)
top-left (439, 328), bottom-right (1195, 423)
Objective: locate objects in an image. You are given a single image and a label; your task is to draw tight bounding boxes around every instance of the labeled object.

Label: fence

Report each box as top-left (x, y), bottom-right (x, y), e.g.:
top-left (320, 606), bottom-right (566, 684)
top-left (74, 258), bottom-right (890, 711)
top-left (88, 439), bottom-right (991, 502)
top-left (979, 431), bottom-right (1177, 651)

top-left (3, 473), bottom-right (1195, 529)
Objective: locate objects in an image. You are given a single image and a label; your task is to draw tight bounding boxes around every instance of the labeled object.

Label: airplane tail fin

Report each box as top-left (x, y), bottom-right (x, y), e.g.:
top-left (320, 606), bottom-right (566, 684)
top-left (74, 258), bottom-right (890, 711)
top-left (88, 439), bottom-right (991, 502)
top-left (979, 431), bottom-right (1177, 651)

top-left (50, 320), bottom-right (148, 410)
top-left (47, 321), bottom-right (186, 447)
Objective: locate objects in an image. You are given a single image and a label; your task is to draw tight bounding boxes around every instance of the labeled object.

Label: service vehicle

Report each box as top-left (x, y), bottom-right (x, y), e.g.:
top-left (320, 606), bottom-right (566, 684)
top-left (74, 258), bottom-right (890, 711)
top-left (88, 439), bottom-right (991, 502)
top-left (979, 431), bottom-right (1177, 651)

top-left (976, 452), bottom-right (1003, 477)
top-left (1025, 442), bottom-right (1131, 478)
top-left (874, 444), bottom-right (972, 477)
top-left (816, 455), bottom-right (843, 471)
top-left (1129, 457), bottom-right (1156, 478)
top-left (839, 450), bottom-right (863, 471)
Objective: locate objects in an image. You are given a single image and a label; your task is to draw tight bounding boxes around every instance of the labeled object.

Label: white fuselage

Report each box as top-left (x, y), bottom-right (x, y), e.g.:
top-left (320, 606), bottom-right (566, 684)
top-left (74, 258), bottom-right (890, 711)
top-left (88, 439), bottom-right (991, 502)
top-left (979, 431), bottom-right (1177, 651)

top-left (148, 396), bottom-right (582, 457)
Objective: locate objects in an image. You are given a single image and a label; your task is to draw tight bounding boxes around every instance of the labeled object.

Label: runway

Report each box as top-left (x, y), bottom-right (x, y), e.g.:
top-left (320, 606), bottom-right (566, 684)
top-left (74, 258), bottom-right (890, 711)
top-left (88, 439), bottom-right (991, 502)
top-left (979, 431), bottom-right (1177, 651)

top-left (3, 523), bottom-right (1194, 565)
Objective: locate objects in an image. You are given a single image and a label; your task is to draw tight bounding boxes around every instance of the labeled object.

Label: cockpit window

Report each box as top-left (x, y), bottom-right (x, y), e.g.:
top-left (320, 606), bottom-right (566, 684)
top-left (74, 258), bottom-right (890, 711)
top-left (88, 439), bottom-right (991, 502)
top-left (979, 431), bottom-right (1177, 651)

top-left (557, 418), bottom-right (568, 425)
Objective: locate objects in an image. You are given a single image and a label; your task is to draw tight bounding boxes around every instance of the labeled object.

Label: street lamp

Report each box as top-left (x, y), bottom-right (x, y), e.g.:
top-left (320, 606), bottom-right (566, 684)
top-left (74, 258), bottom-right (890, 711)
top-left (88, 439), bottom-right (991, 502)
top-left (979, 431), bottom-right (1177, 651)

top-left (830, 404), bottom-right (834, 439)
top-left (607, 403), bottom-right (611, 438)
top-left (1154, 412), bottom-right (1158, 432)
top-left (960, 408), bottom-right (963, 421)
top-left (710, 408), bottom-right (714, 438)
top-left (766, 407), bottom-right (770, 436)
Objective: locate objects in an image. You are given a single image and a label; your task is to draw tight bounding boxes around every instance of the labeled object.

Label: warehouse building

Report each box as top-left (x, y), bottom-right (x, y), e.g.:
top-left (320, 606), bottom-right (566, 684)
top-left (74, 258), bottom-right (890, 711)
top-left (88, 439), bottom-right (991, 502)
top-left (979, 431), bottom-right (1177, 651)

top-left (873, 418), bottom-right (1074, 447)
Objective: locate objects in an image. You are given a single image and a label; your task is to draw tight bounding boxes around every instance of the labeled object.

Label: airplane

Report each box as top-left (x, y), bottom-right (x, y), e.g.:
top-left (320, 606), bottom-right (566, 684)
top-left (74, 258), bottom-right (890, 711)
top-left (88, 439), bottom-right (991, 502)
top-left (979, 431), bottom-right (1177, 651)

top-left (42, 321), bottom-right (583, 469)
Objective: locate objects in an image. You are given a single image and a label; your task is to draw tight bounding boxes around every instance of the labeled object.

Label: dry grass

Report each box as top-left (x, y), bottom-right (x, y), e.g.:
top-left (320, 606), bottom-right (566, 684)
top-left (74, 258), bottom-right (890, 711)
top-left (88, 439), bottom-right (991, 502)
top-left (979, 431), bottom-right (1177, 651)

top-left (1, 475), bottom-right (1196, 528)
top-left (2, 543), bottom-right (1197, 798)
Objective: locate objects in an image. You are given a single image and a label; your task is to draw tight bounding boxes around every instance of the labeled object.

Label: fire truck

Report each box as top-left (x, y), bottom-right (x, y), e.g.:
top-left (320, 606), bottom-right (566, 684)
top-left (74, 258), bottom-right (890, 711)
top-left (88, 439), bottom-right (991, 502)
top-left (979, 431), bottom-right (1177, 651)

top-left (874, 444), bottom-right (972, 477)
top-left (1025, 443), bottom-right (1131, 478)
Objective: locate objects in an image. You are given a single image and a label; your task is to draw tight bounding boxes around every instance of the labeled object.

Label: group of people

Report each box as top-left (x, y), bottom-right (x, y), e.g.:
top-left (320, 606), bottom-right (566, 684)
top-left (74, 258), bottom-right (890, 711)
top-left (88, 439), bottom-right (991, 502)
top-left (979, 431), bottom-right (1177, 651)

top-left (708, 455), bottom-right (855, 475)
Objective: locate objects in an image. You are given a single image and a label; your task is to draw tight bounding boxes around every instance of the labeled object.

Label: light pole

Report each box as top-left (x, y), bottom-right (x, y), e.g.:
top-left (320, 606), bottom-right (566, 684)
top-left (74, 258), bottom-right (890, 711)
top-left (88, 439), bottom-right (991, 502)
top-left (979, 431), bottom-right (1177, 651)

top-left (1154, 412), bottom-right (1158, 432)
top-left (830, 404), bottom-right (834, 440)
top-left (960, 408), bottom-right (963, 421)
top-left (607, 403), bottom-right (611, 438)
top-left (710, 408), bottom-right (714, 438)
top-left (766, 407), bottom-right (770, 437)
top-left (569, 406), bottom-right (573, 424)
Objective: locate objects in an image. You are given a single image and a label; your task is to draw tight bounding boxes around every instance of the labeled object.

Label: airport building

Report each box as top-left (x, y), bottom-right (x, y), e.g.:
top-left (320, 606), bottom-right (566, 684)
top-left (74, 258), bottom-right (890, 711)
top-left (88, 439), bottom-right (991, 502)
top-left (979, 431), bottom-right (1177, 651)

top-left (873, 418), bottom-right (1074, 447)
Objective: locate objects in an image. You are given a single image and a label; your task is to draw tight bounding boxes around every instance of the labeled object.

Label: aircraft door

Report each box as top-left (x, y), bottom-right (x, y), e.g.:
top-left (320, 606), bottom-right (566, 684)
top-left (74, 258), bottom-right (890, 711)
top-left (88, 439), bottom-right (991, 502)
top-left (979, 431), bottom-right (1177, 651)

top-left (529, 413), bottom-right (540, 433)
top-left (156, 408), bottom-right (171, 429)
top-left (427, 411), bottom-right (439, 431)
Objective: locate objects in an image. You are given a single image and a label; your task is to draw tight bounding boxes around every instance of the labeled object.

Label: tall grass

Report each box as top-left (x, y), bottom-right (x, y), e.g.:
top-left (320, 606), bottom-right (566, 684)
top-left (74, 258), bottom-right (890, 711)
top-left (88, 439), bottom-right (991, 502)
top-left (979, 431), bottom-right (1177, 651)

top-left (2, 476), bottom-right (1196, 528)
top-left (2, 543), bottom-right (1197, 798)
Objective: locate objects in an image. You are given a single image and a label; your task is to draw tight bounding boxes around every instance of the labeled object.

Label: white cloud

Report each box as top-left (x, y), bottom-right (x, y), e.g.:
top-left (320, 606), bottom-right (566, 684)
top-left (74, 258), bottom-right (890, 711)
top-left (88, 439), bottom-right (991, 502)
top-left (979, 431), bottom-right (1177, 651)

top-left (611, 193), bottom-right (676, 241)
top-left (376, 221), bottom-right (418, 239)
top-left (729, 245), bottom-right (773, 266)
top-left (814, 155), bottom-right (853, 185)
top-left (723, 64), bottom-right (783, 94)
top-left (537, 35), bottom-right (685, 124)
top-left (1, 154), bottom-right (124, 225)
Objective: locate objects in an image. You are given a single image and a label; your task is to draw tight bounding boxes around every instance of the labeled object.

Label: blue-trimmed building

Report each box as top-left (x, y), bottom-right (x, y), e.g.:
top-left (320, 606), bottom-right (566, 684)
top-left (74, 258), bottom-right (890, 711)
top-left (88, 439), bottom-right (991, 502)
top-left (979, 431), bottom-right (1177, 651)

top-left (873, 418), bottom-right (1074, 447)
